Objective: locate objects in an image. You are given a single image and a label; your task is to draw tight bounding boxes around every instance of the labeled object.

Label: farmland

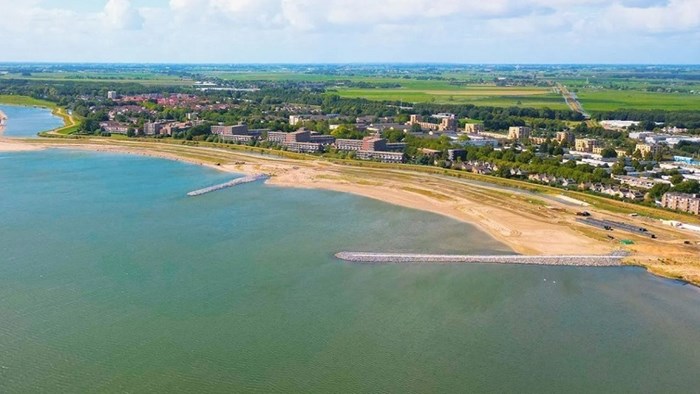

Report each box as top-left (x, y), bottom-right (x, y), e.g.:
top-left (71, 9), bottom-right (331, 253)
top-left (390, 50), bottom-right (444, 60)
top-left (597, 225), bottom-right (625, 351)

top-left (205, 68), bottom-right (700, 112)
top-left (573, 89), bottom-right (700, 112)
top-left (332, 86), bottom-right (567, 109)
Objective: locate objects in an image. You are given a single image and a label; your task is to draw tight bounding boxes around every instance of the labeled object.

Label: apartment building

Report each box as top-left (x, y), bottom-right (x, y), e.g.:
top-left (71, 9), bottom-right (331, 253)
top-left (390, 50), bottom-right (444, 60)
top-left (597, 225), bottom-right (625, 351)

top-left (662, 193), bottom-right (700, 215)
top-left (574, 138), bottom-right (600, 153)
top-left (336, 139), bottom-right (364, 151)
top-left (355, 150), bottom-right (404, 163)
top-left (464, 123), bottom-right (484, 134)
top-left (211, 124), bottom-right (249, 136)
top-left (508, 126), bottom-right (531, 142)
top-left (556, 131), bottom-right (574, 144)
top-left (635, 143), bottom-right (662, 157)
top-left (408, 114), bottom-right (457, 132)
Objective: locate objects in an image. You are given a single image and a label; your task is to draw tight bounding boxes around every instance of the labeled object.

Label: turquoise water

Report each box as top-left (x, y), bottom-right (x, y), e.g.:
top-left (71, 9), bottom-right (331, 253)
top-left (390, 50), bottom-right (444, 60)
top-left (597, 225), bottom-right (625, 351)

top-left (1, 149), bottom-right (699, 393)
top-left (0, 104), bottom-right (64, 138)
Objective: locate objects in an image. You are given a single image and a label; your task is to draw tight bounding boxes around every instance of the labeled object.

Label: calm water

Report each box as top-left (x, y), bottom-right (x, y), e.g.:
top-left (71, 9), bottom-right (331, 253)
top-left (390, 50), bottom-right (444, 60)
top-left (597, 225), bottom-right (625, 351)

top-left (1, 149), bottom-right (699, 393)
top-left (0, 104), bottom-right (64, 138)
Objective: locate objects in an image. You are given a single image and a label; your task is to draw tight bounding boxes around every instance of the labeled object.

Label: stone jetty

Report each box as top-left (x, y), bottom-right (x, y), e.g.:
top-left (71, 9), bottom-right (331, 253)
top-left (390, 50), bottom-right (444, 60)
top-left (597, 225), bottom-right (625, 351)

top-left (187, 174), bottom-right (268, 196)
top-left (334, 252), bottom-right (626, 267)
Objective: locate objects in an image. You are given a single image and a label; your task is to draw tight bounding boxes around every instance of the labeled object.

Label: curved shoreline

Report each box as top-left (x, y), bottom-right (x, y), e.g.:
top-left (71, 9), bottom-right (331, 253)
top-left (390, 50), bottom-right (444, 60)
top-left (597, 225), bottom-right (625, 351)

top-left (0, 102), bottom-right (73, 138)
top-left (1, 137), bottom-right (699, 285)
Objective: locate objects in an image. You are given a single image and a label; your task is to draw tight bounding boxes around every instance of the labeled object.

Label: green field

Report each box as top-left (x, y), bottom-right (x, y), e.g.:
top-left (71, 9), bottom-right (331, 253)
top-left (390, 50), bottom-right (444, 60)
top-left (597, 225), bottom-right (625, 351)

top-left (208, 71), bottom-right (569, 109)
top-left (576, 89), bottom-right (700, 112)
top-left (209, 72), bottom-right (462, 89)
top-left (334, 87), bottom-right (568, 109)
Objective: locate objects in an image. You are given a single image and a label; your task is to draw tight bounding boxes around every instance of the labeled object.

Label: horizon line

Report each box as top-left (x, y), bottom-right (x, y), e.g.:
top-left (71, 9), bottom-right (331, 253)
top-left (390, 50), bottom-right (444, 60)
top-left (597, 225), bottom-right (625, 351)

top-left (1, 62), bottom-right (700, 67)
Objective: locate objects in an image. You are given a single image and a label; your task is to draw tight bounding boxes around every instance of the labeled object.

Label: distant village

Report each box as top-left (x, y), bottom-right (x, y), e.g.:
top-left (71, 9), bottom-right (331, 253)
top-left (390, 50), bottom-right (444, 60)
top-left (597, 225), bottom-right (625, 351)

top-left (95, 90), bottom-right (700, 216)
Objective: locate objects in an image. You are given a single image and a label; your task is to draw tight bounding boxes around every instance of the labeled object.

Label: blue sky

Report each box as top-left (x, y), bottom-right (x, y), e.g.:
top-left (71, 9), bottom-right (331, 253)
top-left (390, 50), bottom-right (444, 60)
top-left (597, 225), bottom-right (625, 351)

top-left (0, 0), bottom-right (698, 63)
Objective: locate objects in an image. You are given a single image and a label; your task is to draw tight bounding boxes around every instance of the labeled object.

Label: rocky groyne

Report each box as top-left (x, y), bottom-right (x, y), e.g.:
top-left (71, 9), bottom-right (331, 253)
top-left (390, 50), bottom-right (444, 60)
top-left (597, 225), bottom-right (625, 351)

top-left (187, 174), bottom-right (268, 196)
top-left (335, 252), bottom-right (626, 267)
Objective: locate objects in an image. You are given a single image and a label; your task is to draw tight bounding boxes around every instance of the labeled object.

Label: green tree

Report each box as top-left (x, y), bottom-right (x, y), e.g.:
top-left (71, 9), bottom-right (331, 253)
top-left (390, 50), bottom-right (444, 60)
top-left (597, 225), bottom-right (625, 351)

top-left (611, 158), bottom-right (627, 176)
top-left (672, 180), bottom-right (700, 194)
top-left (600, 147), bottom-right (618, 159)
top-left (670, 174), bottom-right (685, 185)
top-left (647, 183), bottom-right (671, 201)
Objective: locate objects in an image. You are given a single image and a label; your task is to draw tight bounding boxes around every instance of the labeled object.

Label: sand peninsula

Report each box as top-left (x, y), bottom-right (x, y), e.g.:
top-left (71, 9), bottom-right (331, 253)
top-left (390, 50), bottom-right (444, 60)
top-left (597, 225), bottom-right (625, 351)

top-left (2, 135), bottom-right (699, 285)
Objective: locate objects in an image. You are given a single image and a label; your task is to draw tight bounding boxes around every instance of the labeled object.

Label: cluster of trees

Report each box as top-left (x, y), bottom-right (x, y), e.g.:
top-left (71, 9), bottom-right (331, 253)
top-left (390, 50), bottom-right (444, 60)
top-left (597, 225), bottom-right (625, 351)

top-left (675, 141), bottom-right (700, 157)
top-left (648, 178), bottom-right (700, 200)
top-left (447, 145), bottom-right (613, 184)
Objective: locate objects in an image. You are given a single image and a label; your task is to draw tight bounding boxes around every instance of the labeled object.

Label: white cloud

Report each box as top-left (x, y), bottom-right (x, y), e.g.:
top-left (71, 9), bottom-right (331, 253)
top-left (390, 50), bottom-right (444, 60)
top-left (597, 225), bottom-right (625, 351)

top-left (102, 0), bottom-right (144, 30)
top-left (602, 0), bottom-right (700, 34)
top-left (0, 0), bottom-right (698, 62)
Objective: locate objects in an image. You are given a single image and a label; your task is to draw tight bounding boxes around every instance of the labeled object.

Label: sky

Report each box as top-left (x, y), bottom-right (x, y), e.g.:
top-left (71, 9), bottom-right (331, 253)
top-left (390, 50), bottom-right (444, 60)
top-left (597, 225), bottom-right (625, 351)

top-left (0, 0), bottom-right (699, 64)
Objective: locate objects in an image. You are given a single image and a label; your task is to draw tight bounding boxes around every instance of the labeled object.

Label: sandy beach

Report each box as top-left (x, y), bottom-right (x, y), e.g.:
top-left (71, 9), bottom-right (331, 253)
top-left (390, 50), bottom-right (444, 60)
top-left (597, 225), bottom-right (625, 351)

top-left (2, 137), bottom-right (699, 284)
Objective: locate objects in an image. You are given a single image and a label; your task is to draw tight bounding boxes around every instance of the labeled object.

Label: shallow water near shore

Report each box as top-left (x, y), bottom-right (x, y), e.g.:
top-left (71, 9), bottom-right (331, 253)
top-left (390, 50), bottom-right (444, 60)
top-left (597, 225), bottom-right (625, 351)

top-left (1, 148), bottom-right (700, 392)
top-left (0, 104), bottom-right (64, 138)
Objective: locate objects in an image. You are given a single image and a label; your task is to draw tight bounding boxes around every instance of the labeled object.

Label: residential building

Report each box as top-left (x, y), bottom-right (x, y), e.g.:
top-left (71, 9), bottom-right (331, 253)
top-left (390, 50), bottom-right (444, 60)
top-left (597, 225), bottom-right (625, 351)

top-left (614, 175), bottom-right (670, 190)
top-left (355, 150), bottom-right (404, 163)
top-left (211, 124), bottom-right (249, 136)
top-left (223, 134), bottom-right (256, 143)
top-left (662, 193), bottom-right (700, 215)
top-left (285, 129), bottom-right (311, 143)
top-left (161, 122), bottom-right (193, 136)
top-left (267, 131), bottom-right (287, 144)
top-left (284, 142), bottom-right (323, 153)
top-left (99, 121), bottom-right (129, 134)
top-left (107, 91), bottom-right (118, 100)
top-left (464, 123), bottom-right (484, 134)
top-left (361, 137), bottom-right (387, 152)
top-left (635, 143), bottom-right (662, 157)
top-left (575, 138), bottom-right (600, 153)
top-left (556, 131), bottom-right (574, 144)
top-left (385, 142), bottom-right (407, 151)
top-left (143, 122), bottom-right (164, 135)
top-left (309, 135), bottom-right (336, 145)
top-left (508, 126), bottom-right (531, 142)
top-left (408, 114), bottom-right (457, 132)
top-left (335, 139), bottom-right (364, 151)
